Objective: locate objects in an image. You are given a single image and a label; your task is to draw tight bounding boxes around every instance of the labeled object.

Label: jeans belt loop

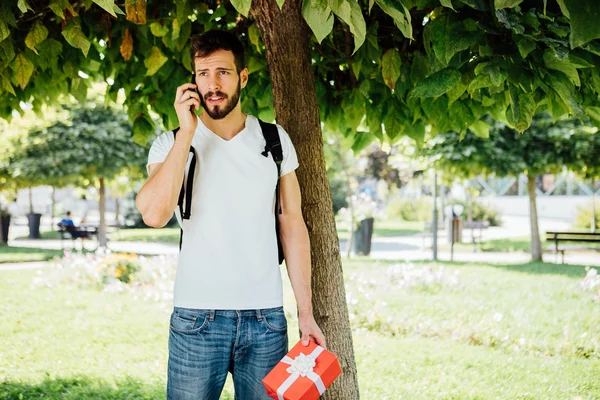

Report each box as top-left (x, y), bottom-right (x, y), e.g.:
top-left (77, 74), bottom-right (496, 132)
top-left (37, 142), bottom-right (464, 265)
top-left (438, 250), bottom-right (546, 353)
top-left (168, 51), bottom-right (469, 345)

top-left (208, 310), bottom-right (215, 321)
top-left (256, 309), bottom-right (263, 321)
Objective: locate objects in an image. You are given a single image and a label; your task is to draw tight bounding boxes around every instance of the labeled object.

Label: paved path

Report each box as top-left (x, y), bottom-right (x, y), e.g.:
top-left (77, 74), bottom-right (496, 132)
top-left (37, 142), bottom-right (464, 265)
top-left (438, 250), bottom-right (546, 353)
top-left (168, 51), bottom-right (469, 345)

top-left (4, 234), bottom-right (599, 271)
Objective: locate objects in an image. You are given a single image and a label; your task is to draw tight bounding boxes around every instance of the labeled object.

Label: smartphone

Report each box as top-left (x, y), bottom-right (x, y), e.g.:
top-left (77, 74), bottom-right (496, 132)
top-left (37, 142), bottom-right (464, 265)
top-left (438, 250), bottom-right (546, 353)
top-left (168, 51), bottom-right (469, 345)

top-left (189, 73), bottom-right (197, 113)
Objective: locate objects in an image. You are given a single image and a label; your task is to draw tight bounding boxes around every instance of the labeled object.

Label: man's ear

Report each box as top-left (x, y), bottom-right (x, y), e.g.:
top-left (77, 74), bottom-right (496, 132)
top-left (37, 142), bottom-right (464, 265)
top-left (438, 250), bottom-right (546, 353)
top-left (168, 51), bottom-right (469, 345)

top-left (240, 68), bottom-right (249, 89)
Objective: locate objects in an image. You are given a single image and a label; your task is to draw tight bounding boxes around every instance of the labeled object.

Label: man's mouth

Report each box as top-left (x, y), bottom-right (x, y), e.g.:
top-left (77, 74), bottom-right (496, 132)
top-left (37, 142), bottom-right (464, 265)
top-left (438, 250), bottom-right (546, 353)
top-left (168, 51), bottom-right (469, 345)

top-left (207, 96), bottom-right (225, 105)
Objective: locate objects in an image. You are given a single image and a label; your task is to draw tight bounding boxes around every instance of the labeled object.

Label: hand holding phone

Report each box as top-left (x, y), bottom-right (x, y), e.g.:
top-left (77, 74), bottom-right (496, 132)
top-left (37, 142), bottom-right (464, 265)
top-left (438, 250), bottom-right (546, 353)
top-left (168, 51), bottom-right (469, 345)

top-left (174, 74), bottom-right (200, 134)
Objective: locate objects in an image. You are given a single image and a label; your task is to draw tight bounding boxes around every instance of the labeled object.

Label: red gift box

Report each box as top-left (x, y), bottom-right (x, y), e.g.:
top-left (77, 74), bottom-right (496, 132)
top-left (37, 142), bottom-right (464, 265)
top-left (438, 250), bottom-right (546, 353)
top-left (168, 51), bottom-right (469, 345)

top-left (262, 340), bottom-right (342, 400)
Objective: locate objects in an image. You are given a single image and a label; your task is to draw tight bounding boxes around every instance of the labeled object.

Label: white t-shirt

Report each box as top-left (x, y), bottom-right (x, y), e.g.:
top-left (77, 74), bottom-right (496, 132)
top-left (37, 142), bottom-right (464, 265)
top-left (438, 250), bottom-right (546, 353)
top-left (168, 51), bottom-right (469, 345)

top-left (146, 114), bottom-right (299, 310)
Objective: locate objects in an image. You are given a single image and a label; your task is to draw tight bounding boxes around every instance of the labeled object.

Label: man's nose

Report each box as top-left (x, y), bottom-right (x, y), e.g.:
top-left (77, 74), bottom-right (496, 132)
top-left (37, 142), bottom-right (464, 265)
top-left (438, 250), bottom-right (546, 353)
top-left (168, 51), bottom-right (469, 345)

top-left (208, 77), bottom-right (221, 92)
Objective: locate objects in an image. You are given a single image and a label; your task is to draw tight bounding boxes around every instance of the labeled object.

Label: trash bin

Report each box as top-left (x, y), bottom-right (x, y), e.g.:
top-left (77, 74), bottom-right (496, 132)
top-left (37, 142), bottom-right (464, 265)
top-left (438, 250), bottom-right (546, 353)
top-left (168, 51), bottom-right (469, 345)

top-left (27, 213), bottom-right (42, 239)
top-left (447, 216), bottom-right (463, 244)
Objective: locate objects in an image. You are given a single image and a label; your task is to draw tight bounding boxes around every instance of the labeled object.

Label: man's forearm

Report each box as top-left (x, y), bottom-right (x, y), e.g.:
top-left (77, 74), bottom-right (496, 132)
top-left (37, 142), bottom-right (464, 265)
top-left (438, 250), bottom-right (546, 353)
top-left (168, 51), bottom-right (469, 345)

top-left (280, 218), bottom-right (313, 316)
top-left (136, 129), bottom-right (194, 227)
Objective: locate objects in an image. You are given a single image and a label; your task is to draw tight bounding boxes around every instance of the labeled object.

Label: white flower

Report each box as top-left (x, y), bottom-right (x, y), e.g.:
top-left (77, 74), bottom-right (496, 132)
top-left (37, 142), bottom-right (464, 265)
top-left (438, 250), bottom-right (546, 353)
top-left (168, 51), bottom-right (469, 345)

top-left (493, 312), bottom-right (503, 322)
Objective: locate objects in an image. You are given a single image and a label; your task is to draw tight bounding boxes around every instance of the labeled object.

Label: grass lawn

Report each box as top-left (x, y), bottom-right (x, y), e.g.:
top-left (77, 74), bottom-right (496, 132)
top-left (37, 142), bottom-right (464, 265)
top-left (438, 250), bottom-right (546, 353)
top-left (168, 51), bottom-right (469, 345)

top-left (1, 256), bottom-right (599, 399)
top-left (57, 219), bottom-right (425, 243)
top-left (0, 245), bottom-right (63, 263)
top-left (448, 236), bottom-right (600, 253)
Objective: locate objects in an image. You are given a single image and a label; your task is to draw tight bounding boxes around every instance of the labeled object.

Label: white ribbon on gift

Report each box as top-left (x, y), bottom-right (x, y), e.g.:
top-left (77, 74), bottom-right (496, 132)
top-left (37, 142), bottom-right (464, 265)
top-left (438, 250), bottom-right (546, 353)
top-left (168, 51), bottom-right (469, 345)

top-left (276, 345), bottom-right (327, 400)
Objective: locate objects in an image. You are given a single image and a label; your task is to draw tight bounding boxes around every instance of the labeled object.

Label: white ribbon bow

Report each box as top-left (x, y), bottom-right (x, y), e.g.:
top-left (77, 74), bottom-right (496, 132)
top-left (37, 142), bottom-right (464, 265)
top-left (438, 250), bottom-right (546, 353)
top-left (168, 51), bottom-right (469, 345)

top-left (276, 345), bottom-right (326, 400)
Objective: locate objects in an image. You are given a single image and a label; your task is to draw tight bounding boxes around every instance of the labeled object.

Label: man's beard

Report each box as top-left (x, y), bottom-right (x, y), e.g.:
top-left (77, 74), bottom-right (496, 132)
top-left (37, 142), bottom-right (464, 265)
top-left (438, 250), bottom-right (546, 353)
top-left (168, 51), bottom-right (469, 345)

top-left (199, 80), bottom-right (241, 120)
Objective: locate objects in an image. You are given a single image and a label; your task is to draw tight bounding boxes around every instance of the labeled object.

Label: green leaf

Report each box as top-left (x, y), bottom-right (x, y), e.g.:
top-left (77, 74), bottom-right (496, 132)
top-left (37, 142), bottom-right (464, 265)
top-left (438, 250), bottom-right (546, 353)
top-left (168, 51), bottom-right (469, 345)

top-left (517, 37), bottom-right (536, 59)
top-left (11, 52), bottom-right (34, 90)
top-left (61, 20), bottom-right (91, 57)
top-left (585, 106), bottom-right (600, 124)
top-left (506, 86), bottom-right (535, 132)
top-left (431, 15), bottom-right (480, 66)
top-left (113, 3), bottom-right (125, 15)
top-left (276, 0), bottom-right (286, 9)
top-left (409, 68), bottom-right (461, 98)
top-left (381, 49), bottom-right (401, 90)
top-left (545, 71), bottom-right (585, 119)
top-left (302, 0), bottom-right (334, 44)
top-left (556, 0), bottom-right (569, 18)
top-left (17, 0), bottom-right (33, 13)
top-left (93, 0), bottom-right (117, 17)
top-left (0, 73), bottom-right (15, 96)
top-left (383, 110), bottom-right (405, 142)
top-left (543, 48), bottom-right (580, 87)
top-left (468, 120), bottom-right (490, 138)
top-left (0, 38), bottom-right (15, 66)
top-left (404, 118), bottom-right (425, 144)
top-left (494, 0), bottom-right (522, 9)
top-left (329, 0), bottom-right (367, 53)
top-left (448, 101), bottom-right (475, 134)
top-left (564, 0), bottom-right (600, 48)
top-left (440, 0), bottom-right (455, 11)
top-left (49, 0), bottom-right (70, 19)
top-left (374, 0), bottom-right (412, 40)
top-left (145, 46), bottom-right (168, 76)
top-left (248, 23), bottom-right (261, 52)
top-left (25, 21), bottom-right (48, 55)
top-left (410, 52), bottom-right (428, 85)
top-left (351, 131), bottom-right (375, 154)
top-left (0, 18), bottom-right (9, 42)
top-left (150, 22), bottom-right (169, 37)
top-left (132, 114), bottom-right (155, 146)
top-left (230, 0), bottom-right (252, 17)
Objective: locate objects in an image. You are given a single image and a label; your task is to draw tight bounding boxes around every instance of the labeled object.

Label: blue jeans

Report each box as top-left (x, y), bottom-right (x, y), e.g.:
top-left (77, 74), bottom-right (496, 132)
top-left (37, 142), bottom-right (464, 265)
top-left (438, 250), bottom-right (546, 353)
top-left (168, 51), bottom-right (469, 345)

top-left (167, 306), bottom-right (289, 400)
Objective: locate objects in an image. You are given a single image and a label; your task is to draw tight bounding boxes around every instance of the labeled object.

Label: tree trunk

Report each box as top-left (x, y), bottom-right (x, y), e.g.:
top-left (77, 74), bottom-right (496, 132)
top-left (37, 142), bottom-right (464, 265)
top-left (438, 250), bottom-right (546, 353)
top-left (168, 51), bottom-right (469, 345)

top-left (592, 178), bottom-right (596, 234)
top-left (50, 186), bottom-right (56, 231)
top-left (28, 187), bottom-right (33, 214)
top-left (115, 197), bottom-right (121, 228)
top-left (99, 178), bottom-right (107, 247)
top-left (251, 2), bottom-right (359, 398)
top-left (527, 175), bottom-right (543, 261)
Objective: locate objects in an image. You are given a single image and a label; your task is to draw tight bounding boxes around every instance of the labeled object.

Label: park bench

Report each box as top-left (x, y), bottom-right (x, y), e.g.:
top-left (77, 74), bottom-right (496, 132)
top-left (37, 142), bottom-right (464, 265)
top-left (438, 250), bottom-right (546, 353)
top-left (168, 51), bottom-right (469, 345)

top-left (463, 220), bottom-right (490, 250)
top-left (57, 223), bottom-right (99, 251)
top-left (545, 231), bottom-right (600, 263)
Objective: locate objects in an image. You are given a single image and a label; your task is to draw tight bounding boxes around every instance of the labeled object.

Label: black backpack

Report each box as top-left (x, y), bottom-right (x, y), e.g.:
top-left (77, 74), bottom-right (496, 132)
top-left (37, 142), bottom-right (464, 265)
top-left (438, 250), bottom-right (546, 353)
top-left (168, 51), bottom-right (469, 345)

top-left (172, 119), bottom-right (285, 265)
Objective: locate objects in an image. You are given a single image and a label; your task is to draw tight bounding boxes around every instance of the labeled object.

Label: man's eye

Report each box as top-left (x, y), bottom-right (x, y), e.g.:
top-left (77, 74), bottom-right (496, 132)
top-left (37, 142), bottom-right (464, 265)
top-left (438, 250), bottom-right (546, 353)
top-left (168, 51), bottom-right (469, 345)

top-left (199, 72), bottom-right (207, 76)
top-left (219, 71), bottom-right (229, 75)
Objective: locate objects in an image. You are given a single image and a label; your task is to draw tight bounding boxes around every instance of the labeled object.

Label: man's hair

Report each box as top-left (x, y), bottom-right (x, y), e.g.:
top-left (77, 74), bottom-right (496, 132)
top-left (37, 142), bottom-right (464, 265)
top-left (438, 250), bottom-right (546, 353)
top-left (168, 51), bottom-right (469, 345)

top-left (190, 30), bottom-right (245, 74)
top-left (66, 211), bottom-right (71, 216)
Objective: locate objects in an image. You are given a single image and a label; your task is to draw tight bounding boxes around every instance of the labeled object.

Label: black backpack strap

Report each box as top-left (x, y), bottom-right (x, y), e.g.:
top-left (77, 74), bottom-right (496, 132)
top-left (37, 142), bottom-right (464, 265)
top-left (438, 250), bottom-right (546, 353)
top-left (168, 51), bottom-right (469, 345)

top-left (172, 127), bottom-right (197, 251)
top-left (258, 119), bottom-right (285, 265)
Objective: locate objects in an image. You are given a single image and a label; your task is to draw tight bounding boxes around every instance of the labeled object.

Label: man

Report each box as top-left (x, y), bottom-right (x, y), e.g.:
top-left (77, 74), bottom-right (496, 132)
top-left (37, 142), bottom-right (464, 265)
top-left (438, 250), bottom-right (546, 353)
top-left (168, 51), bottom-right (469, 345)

top-left (136, 30), bottom-right (325, 399)
top-left (57, 211), bottom-right (88, 238)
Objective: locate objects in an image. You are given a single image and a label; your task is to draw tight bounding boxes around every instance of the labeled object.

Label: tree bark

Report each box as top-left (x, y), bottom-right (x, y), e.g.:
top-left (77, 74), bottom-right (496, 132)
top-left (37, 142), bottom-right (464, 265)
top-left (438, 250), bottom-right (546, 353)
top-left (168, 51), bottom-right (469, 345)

top-left (115, 197), bottom-right (121, 228)
top-left (28, 187), bottom-right (33, 214)
top-left (251, 2), bottom-right (359, 398)
top-left (99, 178), bottom-right (107, 247)
top-left (592, 178), bottom-right (596, 234)
top-left (527, 175), bottom-right (543, 261)
top-left (50, 186), bottom-right (56, 232)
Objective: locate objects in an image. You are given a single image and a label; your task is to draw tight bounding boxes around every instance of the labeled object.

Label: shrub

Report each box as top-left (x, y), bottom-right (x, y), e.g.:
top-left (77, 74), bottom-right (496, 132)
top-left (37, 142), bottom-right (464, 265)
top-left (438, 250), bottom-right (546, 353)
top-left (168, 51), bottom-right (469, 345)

top-left (450, 199), bottom-right (502, 227)
top-left (573, 201), bottom-right (600, 230)
top-left (97, 253), bottom-right (141, 284)
top-left (386, 198), bottom-right (433, 221)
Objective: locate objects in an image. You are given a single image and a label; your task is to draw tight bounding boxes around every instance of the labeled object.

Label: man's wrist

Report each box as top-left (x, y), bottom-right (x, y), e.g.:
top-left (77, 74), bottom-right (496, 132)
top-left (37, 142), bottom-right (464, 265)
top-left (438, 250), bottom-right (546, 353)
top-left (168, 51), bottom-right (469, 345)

top-left (298, 308), bottom-right (314, 318)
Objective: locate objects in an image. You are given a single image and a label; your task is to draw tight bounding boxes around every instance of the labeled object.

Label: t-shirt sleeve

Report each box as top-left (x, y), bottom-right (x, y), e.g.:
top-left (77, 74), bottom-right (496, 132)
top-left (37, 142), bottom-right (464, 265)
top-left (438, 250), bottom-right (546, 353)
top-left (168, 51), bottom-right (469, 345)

top-left (276, 125), bottom-right (299, 177)
top-left (146, 131), bottom-right (175, 175)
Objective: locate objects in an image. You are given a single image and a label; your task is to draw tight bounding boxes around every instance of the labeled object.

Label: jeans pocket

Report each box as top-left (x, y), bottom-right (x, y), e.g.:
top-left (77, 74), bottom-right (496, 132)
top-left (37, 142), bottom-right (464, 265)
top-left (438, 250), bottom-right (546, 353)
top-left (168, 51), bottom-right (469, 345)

top-left (170, 309), bottom-right (209, 334)
top-left (262, 309), bottom-right (288, 333)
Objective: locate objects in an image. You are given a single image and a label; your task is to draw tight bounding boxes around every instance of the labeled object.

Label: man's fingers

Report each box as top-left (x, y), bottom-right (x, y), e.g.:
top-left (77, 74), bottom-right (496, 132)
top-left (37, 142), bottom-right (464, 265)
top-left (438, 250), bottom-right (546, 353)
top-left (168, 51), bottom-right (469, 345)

top-left (301, 332), bottom-right (311, 346)
top-left (175, 84), bottom-right (197, 101)
top-left (314, 333), bottom-right (327, 349)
